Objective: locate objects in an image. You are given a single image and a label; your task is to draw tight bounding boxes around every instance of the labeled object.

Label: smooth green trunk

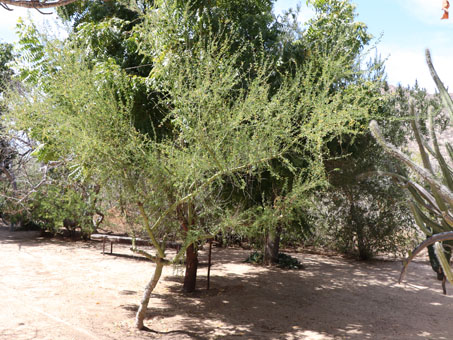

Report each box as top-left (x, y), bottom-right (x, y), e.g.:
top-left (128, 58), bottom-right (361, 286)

top-left (135, 260), bottom-right (164, 330)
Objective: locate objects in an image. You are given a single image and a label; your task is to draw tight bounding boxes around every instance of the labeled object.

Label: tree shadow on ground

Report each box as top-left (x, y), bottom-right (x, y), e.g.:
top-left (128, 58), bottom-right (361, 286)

top-left (3, 225), bottom-right (452, 339)
top-left (122, 250), bottom-right (453, 340)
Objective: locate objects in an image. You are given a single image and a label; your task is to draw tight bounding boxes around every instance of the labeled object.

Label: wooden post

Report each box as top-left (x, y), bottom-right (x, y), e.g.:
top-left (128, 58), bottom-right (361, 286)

top-left (207, 239), bottom-right (212, 290)
top-left (102, 237), bottom-right (105, 255)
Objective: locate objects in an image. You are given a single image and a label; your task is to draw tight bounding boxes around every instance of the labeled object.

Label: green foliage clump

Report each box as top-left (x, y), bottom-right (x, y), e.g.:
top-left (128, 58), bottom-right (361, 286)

top-left (299, 82), bottom-right (440, 260)
top-left (245, 251), bottom-right (304, 269)
top-left (307, 179), bottom-right (418, 260)
top-left (244, 251), bottom-right (264, 264)
top-left (29, 182), bottom-right (97, 237)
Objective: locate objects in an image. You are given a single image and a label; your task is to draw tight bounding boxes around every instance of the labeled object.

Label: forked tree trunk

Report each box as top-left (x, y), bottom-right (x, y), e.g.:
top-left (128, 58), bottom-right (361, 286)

top-left (135, 259), bottom-right (164, 330)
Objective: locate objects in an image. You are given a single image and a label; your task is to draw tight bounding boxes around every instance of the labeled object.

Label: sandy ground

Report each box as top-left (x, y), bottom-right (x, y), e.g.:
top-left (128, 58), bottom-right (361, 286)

top-left (1, 227), bottom-right (453, 340)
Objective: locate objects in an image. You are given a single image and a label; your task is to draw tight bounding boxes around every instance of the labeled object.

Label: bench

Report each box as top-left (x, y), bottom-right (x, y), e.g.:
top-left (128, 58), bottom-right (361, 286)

top-left (90, 233), bottom-right (181, 254)
top-left (91, 233), bottom-right (214, 289)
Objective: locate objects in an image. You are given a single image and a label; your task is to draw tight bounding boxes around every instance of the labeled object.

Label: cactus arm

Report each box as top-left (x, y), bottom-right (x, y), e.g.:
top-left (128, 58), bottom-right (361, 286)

top-left (399, 231), bottom-right (453, 283)
top-left (428, 109), bottom-right (453, 191)
top-left (410, 182), bottom-right (444, 215)
top-left (410, 107), bottom-right (449, 212)
top-left (409, 202), bottom-right (433, 236)
top-left (425, 49), bottom-right (453, 123)
top-left (370, 120), bottom-right (453, 208)
top-left (411, 201), bottom-right (449, 234)
top-left (359, 170), bottom-right (442, 214)
top-left (446, 143), bottom-right (453, 165)
top-left (411, 104), bottom-right (434, 174)
top-left (442, 211), bottom-right (453, 227)
top-left (414, 115), bottom-right (436, 160)
top-left (434, 242), bottom-right (453, 287)
top-left (413, 107), bottom-right (451, 173)
top-left (406, 185), bottom-right (441, 215)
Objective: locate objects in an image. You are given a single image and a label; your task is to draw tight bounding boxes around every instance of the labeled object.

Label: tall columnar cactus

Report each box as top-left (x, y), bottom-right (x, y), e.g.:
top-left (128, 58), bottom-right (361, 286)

top-left (370, 49), bottom-right (453, 294)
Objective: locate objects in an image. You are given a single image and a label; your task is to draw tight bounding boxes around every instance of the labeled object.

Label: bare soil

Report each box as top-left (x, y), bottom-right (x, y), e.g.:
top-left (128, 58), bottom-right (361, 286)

top-left (1, 227), bottom-right (453, 340)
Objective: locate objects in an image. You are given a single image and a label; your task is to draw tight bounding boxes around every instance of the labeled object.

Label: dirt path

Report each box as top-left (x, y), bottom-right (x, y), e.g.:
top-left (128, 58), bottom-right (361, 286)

top-left (1, 227), bottom-right (452, 340)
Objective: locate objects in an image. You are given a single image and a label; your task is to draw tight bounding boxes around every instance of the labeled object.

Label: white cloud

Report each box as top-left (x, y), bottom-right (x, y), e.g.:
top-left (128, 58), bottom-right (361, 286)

top-left (398, 0), bottom-right (453, 25)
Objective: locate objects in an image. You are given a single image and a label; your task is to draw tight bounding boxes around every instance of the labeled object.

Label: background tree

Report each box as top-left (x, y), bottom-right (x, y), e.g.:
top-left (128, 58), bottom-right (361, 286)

top-left (4, 6), bottom-right (382, 327)
top-left (0, 42), bottom-right (14, 180)
top-left (228, 0), bottom-right (388, 264)
top-left (0, 42), bottom-right (19, 228)
top-left (306, 85), bottom-right (438, 260)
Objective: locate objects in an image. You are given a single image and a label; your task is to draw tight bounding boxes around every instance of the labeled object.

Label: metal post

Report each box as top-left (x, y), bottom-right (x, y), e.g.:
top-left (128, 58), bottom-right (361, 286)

top-left (207, 239), bottom-right (212, 290)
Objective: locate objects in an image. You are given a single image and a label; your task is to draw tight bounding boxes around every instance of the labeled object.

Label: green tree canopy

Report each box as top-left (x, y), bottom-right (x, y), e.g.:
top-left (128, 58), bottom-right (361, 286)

top-left (4, 0), bottom-right (390, 329)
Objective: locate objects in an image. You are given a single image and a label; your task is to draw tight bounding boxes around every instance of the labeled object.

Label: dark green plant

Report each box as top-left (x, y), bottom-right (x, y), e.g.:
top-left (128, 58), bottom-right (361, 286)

top-left (309, 178), bottom-right (417, 260)
top-left (29, 179), bottom-right (100, 238)
top-left (310, 83), bottom-right (433, 260)
top-left (245, 251), bottom-right (304, 270)
top-left (0, 42), bottom-right (18, 228)
top-left (245, 251), bottom-right (264, 264)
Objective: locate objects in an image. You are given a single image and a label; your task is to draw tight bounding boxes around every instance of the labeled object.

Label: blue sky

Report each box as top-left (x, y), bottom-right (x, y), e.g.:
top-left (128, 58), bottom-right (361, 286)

top-left (0, 0), bottom-right (452, 92)
top-left (274, 0), bottom-right (453, 92)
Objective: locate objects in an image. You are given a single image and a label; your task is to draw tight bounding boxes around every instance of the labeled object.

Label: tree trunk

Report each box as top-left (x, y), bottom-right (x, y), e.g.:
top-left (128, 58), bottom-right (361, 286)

top-left (264, 226), bottom-right (281, 265)
top-left (1, 165), bottom-right (18, 232)
top-left (178, 202), bottom-right (199, 293)
top-left (135, 259), bottom-right (164, 330)
top-left (350, 198), bottom-right (369, 260)
top-left (1, 165), bottom-right (17, 191)
top-left (183, 243), bottom-right (198, 292)
top-left (356, 226), bottom-right (370, 261)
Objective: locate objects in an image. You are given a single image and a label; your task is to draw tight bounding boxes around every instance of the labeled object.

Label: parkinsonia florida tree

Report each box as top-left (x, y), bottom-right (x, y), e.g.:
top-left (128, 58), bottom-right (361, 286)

top-left (137, 0), bottom-right (385, 268)
top-left (5, 21), bottom-right (380, 335)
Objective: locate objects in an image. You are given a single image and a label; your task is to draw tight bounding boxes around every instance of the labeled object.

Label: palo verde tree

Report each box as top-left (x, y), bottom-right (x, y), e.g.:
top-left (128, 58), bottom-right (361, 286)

top-left (49, 0), bottom-right (283, 291)
top-left (131, 0), bottom-right (283, 289)
top-left (4, 11), bottom-right (379, 329)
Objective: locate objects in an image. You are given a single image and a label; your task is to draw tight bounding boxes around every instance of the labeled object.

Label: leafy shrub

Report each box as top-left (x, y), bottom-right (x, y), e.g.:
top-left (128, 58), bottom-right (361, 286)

top-left (306, 179), bottom-right (419, 260)
top-left (29, 181), bottom-right (98, 237)
top-left (245, 251), bottom-right (304, 269)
